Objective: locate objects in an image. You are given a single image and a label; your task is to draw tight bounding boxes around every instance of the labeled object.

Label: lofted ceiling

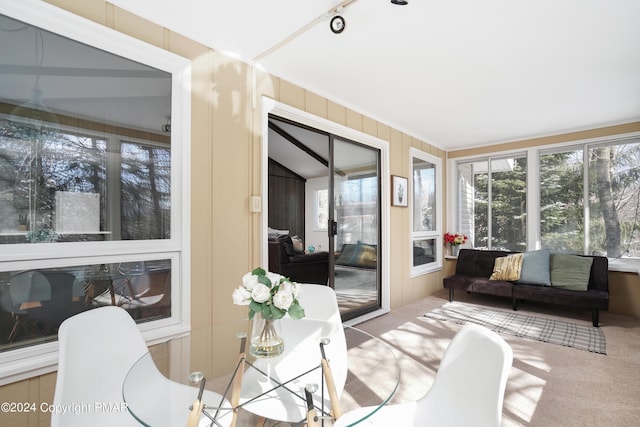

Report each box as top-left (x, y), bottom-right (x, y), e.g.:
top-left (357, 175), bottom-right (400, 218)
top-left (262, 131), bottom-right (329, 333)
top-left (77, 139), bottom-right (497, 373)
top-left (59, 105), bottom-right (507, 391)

top-left (107, 0), bottom-right (640, 151)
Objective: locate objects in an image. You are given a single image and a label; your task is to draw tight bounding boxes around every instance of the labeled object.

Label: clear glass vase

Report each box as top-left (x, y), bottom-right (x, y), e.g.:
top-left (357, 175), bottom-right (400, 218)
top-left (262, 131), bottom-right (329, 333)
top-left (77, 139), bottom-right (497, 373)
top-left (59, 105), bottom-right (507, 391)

top-left (249, 312), bottom-right (284, 358)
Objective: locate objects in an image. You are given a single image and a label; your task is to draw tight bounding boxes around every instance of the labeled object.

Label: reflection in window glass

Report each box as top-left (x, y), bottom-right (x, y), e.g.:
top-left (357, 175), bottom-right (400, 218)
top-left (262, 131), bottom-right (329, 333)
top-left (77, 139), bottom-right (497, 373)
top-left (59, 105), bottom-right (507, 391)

top-left (410, 149), bottom-right (441, 272)
top-left (412, 238), bottom-right (436, 267)
top-left (0, 9), bottom-right (181, 368)
top-left (121, 141), bottom-right (171, 240)
top-left (0, 259), bottom-right (172, 352)
top-left (0, 13), bottom-right (172, 244)
top-left (336, 175), bottom-right (378, 247)
top-left (412, 158), bottom-right (436, 232)
top-left (315, 189), bottom-right (328, 231)
top-left (0, 129), bottom-right (108, 242)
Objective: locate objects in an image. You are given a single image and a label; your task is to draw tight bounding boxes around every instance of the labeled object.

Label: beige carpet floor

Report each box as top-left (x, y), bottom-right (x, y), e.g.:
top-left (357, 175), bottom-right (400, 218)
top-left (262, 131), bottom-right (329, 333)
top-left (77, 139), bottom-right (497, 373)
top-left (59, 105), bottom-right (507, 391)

top-left (215, 289), bottom-right (640, 426)
top-left (355, 289), bottom-right (640, 427)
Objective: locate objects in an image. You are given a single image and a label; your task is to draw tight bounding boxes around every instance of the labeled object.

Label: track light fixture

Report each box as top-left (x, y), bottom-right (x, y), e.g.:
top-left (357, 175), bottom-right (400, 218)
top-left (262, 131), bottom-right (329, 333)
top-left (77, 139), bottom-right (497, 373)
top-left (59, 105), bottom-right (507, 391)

top-left (330, 15), bottom-right (346, 34)
top-left (391, 0), bottom-right (408, 5)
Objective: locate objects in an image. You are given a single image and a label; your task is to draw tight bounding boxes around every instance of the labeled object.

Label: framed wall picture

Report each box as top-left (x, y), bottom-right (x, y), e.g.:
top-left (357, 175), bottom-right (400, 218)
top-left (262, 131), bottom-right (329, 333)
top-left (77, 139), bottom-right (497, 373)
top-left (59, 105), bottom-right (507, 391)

top-left (391, 175), bottom-right (408, 207)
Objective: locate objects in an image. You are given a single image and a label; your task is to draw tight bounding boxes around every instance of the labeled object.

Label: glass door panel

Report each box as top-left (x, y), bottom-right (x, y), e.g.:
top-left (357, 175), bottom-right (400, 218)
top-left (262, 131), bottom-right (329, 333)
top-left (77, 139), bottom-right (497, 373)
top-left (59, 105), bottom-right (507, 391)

top-left (267, 116), bottom-right (382, 321)
top-left (330, 136), bottom-right (381, 320)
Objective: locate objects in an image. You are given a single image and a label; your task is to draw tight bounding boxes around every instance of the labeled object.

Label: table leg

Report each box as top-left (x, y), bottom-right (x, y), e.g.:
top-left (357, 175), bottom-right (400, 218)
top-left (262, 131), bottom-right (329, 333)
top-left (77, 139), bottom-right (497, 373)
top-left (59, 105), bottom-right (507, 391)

top-left (230, 334), bottom-right (247, 427)
top-left (320, 341), bottom-right (343, 419)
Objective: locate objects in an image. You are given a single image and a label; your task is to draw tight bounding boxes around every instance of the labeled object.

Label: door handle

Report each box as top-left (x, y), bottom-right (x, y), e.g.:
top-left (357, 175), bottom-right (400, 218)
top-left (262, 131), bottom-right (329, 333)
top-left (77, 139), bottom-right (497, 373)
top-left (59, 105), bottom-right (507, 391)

top-left (329, 220), bottom-right (338, 237)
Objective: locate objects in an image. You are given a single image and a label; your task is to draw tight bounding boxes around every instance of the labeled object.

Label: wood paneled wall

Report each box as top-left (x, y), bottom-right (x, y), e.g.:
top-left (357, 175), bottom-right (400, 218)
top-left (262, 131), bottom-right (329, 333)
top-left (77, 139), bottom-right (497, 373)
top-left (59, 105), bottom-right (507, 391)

top-left (268, 159), bottom-right (306, 240)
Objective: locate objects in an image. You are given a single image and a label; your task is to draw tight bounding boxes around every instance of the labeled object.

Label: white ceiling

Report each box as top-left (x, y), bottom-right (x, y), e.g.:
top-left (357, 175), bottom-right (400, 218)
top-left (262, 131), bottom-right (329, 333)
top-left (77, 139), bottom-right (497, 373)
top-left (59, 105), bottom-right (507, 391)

top-left (269, 117), bottom-right (380, 179)
top-left (107, 0), bottom-right (640, 151)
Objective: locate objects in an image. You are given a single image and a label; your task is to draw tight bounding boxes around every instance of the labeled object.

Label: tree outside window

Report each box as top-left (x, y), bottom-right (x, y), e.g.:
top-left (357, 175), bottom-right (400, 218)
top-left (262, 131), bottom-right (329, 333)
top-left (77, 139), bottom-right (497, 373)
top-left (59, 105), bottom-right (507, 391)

top-left (458, 156), bottom-right (527, 252)
top-left (540, 140), bottom-right (640, 258)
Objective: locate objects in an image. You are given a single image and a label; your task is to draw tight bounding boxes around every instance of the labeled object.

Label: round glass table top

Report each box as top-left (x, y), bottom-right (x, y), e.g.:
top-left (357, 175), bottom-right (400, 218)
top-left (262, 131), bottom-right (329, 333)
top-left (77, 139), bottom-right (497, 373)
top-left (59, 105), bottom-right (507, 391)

top-left (123, 324), bottom-right (400, 426)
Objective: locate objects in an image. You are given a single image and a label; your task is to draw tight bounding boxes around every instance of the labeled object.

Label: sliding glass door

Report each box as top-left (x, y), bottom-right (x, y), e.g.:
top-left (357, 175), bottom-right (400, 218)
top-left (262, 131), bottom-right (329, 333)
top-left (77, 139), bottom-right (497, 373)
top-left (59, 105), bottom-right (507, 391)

top-left (330, 136), bottom-right (381, 320)
top-left (267, 116), bottom-right (381, 320)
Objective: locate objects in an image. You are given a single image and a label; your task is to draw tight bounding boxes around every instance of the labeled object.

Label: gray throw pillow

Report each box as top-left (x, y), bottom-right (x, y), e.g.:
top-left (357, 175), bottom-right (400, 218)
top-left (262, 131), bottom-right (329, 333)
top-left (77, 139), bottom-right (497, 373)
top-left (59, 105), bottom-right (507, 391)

top-left (516, 249), bottom-right (551, 286)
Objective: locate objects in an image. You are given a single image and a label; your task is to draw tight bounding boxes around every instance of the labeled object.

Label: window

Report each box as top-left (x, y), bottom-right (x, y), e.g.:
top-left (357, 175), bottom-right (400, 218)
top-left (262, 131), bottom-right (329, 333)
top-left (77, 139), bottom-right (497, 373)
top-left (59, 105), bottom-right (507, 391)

top-left (540, 139), bottom-right (640, 258)
top-left (451, 135), bottom-right (640, 265)
top-left (315, 189), bottom-right (328, 231)
top-left (0, 258), bottom-right (172, 350)
top-left (540, 148), bottom-right (584, 252)
top-left (121, 141), bottom-right (172, 240)
top-left (0, 129), bottom-right (171, 243)
top-left (336, 174), bottom-right (378, 247)
top-left (410, 148), bottom-right (442, 274)
top-left (457, 155), bottom-right (527, 251)
top-left (0, 5), bottom-right (190, 383)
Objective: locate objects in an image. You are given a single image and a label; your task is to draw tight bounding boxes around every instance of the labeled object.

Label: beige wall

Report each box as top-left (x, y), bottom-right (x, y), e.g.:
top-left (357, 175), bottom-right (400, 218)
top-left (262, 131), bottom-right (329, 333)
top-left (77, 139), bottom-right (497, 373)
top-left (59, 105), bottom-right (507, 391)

top-left (609, 271), bottom-right (640, 318)
top-left (448, 121), bottom-right (640, 159)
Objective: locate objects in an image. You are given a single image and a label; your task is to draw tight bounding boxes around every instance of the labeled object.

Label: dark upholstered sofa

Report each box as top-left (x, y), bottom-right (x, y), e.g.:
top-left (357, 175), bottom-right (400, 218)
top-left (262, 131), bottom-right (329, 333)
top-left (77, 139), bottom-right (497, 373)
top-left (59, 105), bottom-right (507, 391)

top-left (268, 235), bottom-right (329, 285)
top-left (443, 249), bottom-right (609, 327)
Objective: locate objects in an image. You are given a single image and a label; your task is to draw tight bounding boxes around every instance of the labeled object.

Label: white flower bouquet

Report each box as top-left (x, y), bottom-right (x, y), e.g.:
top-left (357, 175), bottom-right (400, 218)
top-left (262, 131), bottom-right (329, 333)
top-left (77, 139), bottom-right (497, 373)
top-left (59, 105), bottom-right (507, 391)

top-left (232, 267), bottom-right (305, 320)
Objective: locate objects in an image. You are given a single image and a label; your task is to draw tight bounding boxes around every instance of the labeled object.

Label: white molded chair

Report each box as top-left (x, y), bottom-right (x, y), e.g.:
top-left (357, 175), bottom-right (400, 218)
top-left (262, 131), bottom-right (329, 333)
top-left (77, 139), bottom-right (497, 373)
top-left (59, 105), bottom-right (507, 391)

top-left (333, 323), bottom-right (513, 427)
top-left (52, 306), bottom-right (231, 427)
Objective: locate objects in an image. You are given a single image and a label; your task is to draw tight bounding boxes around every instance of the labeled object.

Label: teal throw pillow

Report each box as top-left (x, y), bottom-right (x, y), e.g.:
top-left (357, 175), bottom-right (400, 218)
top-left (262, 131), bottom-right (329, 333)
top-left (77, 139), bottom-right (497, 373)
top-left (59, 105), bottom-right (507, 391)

top-left (516, 249), bottom-right (551, 286)
top-left (550, 254), bottom-right (593, 291)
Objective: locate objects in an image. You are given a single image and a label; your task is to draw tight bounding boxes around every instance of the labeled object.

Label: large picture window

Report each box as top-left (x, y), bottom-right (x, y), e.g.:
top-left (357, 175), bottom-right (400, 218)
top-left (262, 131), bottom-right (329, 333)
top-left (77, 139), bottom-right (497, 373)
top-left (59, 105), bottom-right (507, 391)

top-left (539, 148), bottom-right (584, 252)
top-left (457, 155), bottom-right (527, 251)
top-left (452, 136), bottom-right (640, 266)
top-left (0, 129), bottom-right (172, 243)
top-left (540, 139), bottom-right (640, 258)
top-left (410, 148), bottom-right (442, 274)
top-left (0, 4), bottom-right (190, 383)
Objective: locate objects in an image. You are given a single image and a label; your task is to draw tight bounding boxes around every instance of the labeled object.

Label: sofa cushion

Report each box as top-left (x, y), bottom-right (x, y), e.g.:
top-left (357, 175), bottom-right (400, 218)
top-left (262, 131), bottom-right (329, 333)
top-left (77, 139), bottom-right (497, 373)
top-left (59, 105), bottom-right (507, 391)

top-left (516, 249), bottom-right (551, 286)
top-left (455, 249), bottom-right (513, 278)
top-left (550, 254), bottom-right (593, 291)
top-left (336, 242), bottom-right (377, 269)
top-left (489, 253), bottom-right (524, 281)
top-left (291, 235), bottom-right (304, 254)
top-left (278, 235), bottom-right (297, 257)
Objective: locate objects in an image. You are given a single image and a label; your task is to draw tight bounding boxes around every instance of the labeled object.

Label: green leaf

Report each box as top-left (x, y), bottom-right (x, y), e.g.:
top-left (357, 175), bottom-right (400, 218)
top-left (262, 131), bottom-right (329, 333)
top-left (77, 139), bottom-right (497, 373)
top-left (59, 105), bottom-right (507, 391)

top-left (288, 302), bottom-right (305, 320)
top-left (270, 304), bottom-right (285, 320)
top-left (257, 275), bottom-right (272, 287)
top-left (249, 300), bottom-right (262, 314)
top-left (252, 267), bottom-right (266, 276)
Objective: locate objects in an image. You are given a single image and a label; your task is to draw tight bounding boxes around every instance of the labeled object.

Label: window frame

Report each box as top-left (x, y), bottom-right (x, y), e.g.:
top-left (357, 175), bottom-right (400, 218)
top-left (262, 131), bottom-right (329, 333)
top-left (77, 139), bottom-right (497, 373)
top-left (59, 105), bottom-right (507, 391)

top-left (448, 132), bottom-right (640, 273)
top-left (0, 1), bottom-right (192, 385)
top-left (410, 147), bottom-right (443, 276)
top-left (538, 136), bottom-right (640, 259)
top-left (314, 188), bottom-right (329, 232)
top-left (455, 153), bottom-right (528, 251)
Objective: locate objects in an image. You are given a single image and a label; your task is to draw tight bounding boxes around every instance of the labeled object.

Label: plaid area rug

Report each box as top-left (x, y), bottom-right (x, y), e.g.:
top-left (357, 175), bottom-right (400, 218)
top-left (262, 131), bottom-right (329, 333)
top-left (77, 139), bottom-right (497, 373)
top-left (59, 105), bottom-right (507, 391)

top-left (424, 302), bottom-right (606, 354)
